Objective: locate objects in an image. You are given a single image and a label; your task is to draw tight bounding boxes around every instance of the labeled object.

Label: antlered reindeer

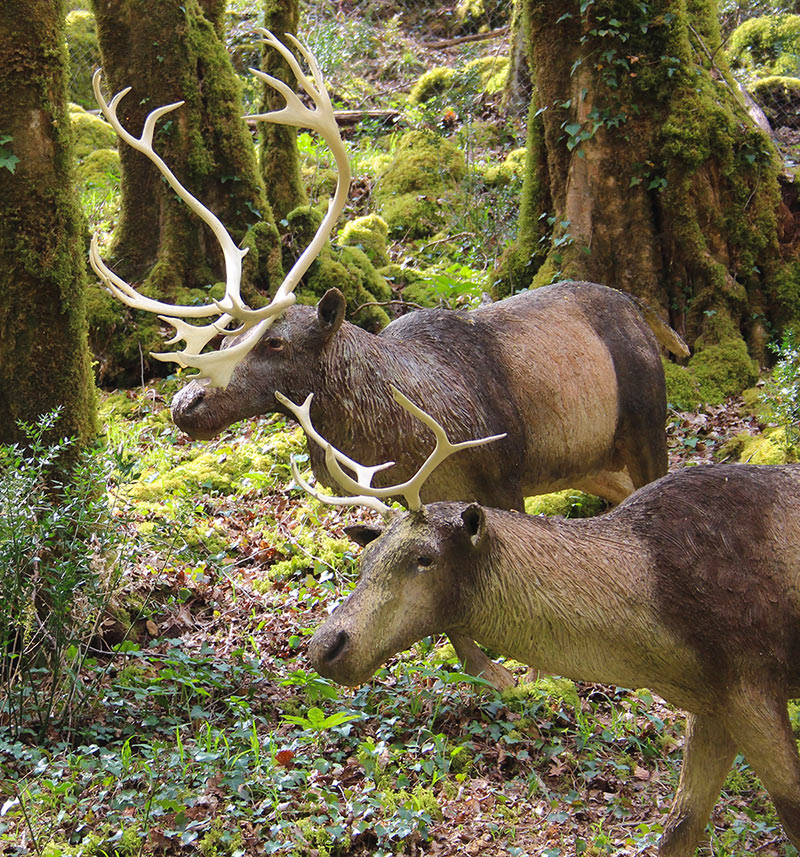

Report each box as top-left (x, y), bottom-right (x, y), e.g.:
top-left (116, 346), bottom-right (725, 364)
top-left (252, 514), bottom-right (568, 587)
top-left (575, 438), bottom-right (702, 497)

top-left (90, 32), bottom-right (687, 689)
top-left (279, 389), bottom-right (800, 857)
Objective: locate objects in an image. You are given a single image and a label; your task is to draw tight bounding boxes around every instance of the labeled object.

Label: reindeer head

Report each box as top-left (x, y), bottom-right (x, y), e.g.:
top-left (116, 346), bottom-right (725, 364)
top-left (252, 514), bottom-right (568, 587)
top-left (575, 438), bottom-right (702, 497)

top-left (90, 30), bottom-right (351, 391)
top-left (276, 387), bottom-right (504, 685)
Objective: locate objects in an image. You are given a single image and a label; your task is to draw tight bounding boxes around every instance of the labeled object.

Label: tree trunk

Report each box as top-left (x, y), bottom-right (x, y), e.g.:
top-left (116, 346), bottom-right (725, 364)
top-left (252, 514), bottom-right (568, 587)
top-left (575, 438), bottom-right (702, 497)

top-left (89, 0), bottom-right (283, 383)
top-left (0, 0), bottom-right (97, 447)
top-left (259, 0), bottom-right (308, 221)
top-left (497, 0), bottom-right (786, 361)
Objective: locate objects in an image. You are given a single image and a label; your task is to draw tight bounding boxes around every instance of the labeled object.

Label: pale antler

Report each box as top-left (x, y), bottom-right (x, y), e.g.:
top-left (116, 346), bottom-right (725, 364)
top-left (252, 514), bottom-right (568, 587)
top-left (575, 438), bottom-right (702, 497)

top-left (89, 30), bottom-right (351, 389)
top-left (276, 388), bottom-right (506, 513)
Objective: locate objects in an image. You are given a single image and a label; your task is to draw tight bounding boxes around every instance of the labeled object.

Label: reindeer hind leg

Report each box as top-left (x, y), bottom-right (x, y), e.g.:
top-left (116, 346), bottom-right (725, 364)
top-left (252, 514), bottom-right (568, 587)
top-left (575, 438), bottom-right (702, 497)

top-left (659, 712), bottom-right (736, 857)
top-left (722, 683), bottom-right (800, 849)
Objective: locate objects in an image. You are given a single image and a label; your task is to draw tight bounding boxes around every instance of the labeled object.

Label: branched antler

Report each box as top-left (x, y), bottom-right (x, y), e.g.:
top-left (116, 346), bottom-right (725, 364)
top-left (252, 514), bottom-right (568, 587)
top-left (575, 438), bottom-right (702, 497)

top-left (276, 388), bottom-right (506, 514)
top-left (89, 30), bottom-right (351, 389)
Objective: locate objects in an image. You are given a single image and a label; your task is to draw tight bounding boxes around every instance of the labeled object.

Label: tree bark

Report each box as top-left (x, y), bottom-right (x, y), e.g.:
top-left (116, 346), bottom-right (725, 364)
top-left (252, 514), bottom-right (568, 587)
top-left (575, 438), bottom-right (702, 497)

top-left (0, 0), bottom-right (97, 447)
top-left (259, 0), bottom-right (308, 222)
top-left (89, 0), bottom-right (283, 382)
top-left (497, 0), bottom-right (786, 359)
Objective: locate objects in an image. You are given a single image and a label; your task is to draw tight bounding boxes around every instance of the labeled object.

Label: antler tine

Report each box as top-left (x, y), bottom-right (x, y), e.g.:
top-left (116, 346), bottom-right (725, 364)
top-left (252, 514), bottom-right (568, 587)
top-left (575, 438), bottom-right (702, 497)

top-left (91, 70), bottom-right (251, 320)
top-left (276, 389), bottom-right (506, 513)
top-left (91, 32), bottom-right (350, 389)
top-left (289, 457), bottom-right (393, 517)
top-left (246, 29), bottom-right (352, 301)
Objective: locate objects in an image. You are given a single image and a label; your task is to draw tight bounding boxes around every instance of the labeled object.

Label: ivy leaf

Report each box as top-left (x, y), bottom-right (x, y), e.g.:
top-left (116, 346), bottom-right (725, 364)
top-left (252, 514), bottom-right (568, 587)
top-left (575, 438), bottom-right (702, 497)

top-left (0, 151), bottom-right (19, 174)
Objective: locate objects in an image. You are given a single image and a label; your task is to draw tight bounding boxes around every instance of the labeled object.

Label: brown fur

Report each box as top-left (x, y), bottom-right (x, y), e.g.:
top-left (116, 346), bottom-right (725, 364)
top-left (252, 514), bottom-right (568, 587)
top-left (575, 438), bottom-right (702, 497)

top-left (172, 280), bottom-right (682, 505)
top-left (308, 464), bottom-right (800, 856)
top-left (172, 280), bottom-right (685, 688)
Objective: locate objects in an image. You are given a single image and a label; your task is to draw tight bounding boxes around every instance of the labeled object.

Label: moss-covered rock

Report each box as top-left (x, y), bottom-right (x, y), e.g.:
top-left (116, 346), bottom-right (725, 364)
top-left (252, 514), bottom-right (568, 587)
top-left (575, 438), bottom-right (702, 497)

top-left (75, 148), bottom-right (120, 188)
top-left (463, 55), bottom-right (509, 96)
top-left (283, 204), bottom-right (391, 330)
top-left (338, 214), bottom-right (391, 267)
top-left (663, 339), bottom-right (759, 410)
top-left (750, 75), bottom-right (800, 130)
top-left (727, 14), bottom-right (800, 78)
top-left (69, 107), bottom-right (116, 161)
top-left (65, 9), bottom-right (101, 109)
top-left (716, 427), bottom-right (793, 464)
top-left (373, 129), bottom-right (466, 239)
top-left (455, 0), bottom-right (510, 32)
top-left (409, 67), bottom-right (456, 105)
top-left (524, 490), bottom-right (606, 518)
top-left (481, 147), bottom-right (527, 186)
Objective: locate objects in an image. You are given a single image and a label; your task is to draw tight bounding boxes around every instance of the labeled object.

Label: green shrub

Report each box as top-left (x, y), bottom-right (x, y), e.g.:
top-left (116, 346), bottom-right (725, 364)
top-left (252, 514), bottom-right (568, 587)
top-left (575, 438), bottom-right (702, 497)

top-left (0, 412), bottom-right (124, 740)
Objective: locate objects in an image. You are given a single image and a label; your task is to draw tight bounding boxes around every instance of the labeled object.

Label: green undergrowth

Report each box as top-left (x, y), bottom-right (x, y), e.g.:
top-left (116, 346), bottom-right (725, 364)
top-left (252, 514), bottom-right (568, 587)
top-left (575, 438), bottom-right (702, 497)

top-left (0, 379), bottom-right (791, 855)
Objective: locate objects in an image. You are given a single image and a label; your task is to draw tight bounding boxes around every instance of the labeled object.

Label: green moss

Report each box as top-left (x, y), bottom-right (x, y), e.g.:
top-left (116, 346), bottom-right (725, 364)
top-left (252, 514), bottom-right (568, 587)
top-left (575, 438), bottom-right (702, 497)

top-left (716, 427), bottom-right (793, 465)
top-left (691, 339), bottom-right (759, 404)
top-left (373, 129), bottom-right (466, 239)
top-left (75, 148), bottom-right (120, 188)
top-left (409, 67), bottom-right (456, 105)
top-left (455, 0), bottom-right (508, 31)
top-left (127, 429), bottom-right (305, 501)
top-left (750, 76), bottom-right (800, 130)
top-left (664, 339), bottom-right (758, 409)
top-left (338, 214), bottom-right (391, 267)
top-left (69, 108), bottom-right (116, 162)
top-left (65, 10), bottom-right (100, 108)
top-left (463, 55), bottom-right (510, 95)
top-left (663, 359), bottom-right (702, 410)
top-left (198, 819), bottom-right (244, 856)
top-left (482, 147), bottom-right (527, 186)
top-left (283, 204), bottom-right (391, 330)
top-left (524, 490), bottom-right (606, 518)
top-left (727, 14), bottom-right (800, 77)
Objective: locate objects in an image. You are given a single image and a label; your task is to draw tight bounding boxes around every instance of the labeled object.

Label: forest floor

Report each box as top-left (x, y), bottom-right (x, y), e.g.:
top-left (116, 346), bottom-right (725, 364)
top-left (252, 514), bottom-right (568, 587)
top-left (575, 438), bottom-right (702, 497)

top-left (1, 384), bottom-right (795, 857)
top-left (3, 2), bottom-right (799, 856)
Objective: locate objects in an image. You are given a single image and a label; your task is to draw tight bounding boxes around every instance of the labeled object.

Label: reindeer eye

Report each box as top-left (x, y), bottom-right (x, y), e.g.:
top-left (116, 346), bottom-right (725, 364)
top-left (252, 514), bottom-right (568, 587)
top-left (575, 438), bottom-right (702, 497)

top-left (266, 337), bottom-right (285, 351)
top-left (417, 556), bottom-right (434, 569)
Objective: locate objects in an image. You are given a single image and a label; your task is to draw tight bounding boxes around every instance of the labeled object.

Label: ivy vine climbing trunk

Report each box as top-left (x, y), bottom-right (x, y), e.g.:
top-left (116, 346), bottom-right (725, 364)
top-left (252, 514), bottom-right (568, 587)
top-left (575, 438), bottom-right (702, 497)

top-left (0, 0), bottom-right (97, 447)
top-left (498, 0), bottom-right (787, 366)
top-left (90, 0), bottom-right (283, 382)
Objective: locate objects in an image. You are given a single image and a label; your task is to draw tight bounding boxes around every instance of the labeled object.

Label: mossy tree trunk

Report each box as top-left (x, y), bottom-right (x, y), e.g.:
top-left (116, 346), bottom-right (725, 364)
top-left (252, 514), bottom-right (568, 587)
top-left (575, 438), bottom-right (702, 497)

top-left (0, 0), bottom-right (97, 447)
top-left (497, 0), bottom-right (786, 360)
top-left (91, 0), bottom-right (282, 302)
top-left (259, 0), bottom-right (308, 222)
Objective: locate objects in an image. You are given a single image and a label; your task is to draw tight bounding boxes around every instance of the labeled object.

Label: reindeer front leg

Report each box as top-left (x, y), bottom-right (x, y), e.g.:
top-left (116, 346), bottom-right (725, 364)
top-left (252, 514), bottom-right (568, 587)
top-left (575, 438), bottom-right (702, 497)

top-left (659, 713), bottom-right (736, 857)
top-left (448, 632), bottom-right (515, 690)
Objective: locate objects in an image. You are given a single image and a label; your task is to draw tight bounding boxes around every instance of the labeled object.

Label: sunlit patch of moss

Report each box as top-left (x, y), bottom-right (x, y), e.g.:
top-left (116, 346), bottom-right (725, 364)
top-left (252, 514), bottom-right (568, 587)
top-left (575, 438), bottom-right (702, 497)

top-left (716, 427), bottom-right (793, 465)
top-left (338, 214), bottom-right (391, 267)
top-left (463, 55), bottom-right (509, 95)
top-left (409, 67), bottom-right (456, 105)
top-left (727, 14), bottom-right (800, 77)
top-left (481, 147), bottom-right (527, 186)
top-left (125, 426), bottom-right (305, 501)
top-left (373, 129), bottom-right (466, 239)
top-left (75, 148), bottom-right (120, 189)
top-left (70, 108), bottom-right (116, 161)
top-left (380, 785), bottom-right (443, 820)
top-left (502, 675), bottom-right (580, 712)
top-left (525, 490), bottom-right (606, 518)
top-left (663, 340), bottom-right (758, 410)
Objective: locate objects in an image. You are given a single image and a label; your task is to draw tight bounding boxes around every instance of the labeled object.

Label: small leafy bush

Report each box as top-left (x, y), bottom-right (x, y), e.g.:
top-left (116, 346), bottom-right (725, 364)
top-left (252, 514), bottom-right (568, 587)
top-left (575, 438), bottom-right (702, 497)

top-left (0, 411), bottom-right (124, 739)
top-left (761, 326), bottom-right (800, 448)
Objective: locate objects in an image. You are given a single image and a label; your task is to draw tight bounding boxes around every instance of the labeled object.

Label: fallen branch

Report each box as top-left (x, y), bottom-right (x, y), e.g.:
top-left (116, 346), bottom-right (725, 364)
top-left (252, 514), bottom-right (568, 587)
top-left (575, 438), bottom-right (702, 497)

top-left (422, 26), bottom-right (509, 50)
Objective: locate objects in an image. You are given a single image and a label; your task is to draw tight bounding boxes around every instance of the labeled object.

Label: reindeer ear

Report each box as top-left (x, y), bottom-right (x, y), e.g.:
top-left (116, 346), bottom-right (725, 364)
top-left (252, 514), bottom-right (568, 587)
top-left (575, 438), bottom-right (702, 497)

top-left (345, 523), bottom-right (383, 547)
top-left (317, 289), bottom-right (346, 335)
top-left (461, 503), bottom-right (487, 548)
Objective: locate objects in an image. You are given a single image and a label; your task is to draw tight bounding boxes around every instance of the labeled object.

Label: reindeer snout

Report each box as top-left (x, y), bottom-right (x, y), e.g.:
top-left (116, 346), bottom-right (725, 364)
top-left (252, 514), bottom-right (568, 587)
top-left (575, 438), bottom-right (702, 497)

top-left (308, 626), bottom-right (352, 679)
top-left (173, 383), bottom-right (205, 414)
